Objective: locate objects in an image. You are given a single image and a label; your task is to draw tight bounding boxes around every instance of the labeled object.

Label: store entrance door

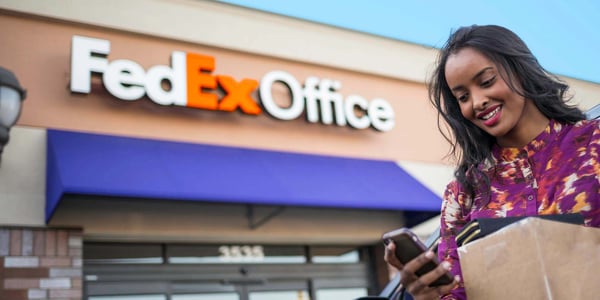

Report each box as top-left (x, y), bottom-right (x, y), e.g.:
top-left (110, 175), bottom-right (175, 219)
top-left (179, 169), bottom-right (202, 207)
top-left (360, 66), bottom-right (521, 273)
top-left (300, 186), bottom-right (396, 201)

top-left (84, 242), bottom-right (371, 300)
top-left (88, 279), bottom-right (310, 300)
top-left (162, 279), bottom-right (310, 300)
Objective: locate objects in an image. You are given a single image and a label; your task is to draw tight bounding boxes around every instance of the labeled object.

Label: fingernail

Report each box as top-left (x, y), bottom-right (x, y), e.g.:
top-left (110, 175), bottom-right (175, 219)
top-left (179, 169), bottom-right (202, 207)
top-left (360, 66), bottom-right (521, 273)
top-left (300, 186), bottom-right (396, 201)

top-left (455, 275), bottom-right (461, 282)
top-left (442, 261), bottom-right (451, 270)
top-left (425, 251), bottom-right (434, 258)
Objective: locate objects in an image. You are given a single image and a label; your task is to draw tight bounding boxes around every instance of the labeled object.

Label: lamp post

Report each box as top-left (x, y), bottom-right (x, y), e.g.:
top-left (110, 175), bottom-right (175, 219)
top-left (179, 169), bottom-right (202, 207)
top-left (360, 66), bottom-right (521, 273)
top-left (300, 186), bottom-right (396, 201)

top-left (0, 67), bottom-right (27, 165)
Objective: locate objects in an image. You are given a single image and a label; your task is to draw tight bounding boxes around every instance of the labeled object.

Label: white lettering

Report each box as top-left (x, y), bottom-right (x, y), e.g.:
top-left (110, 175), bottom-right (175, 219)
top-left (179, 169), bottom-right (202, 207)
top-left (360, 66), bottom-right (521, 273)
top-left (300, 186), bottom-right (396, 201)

top-left (304, 78), bottom-right (346, 126)
top-left (259, 71), bottom-right (304, 120)
top-left (145, 51), bottom-right (187, 106)
top-left (219, 245), bottom-right (264, 262)
top-left (103, 59), bottom-right (146, 100)
top-left (344, 95), bottom-right (370, 129)
top-left (70, 36), bottom-right (110, 93)
top-left (303, 77), bottom-right (320, 123)
top-left (70, 36), bottom-right (396, 131)
top-left (369, 98), bottom-right (395, 132)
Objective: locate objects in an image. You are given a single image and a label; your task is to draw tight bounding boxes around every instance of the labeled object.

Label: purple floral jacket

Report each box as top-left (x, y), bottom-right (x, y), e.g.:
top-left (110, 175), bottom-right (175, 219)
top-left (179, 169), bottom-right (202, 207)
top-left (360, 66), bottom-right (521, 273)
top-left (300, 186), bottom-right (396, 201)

top-left (438, 119), bottom-right (600, 299)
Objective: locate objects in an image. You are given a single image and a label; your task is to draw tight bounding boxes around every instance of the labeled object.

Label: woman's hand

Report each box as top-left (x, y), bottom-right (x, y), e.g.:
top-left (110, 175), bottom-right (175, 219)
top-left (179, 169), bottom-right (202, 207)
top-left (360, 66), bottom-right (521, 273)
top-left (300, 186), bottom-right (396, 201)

top-left (384, 241), bottom-right (459, 300)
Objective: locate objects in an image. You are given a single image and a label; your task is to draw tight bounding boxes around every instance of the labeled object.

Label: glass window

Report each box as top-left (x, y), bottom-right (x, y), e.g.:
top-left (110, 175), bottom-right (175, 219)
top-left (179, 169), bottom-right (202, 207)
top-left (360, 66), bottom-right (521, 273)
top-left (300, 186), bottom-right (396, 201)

top-left (84, 243), bottom-right (164, 264)
top-left (316, 287), bottom-right (368, 299)
top-left (249, 290), bottom-right (309, 300)
top-left (89, 295), bottom-right (166, 300)
top-left (168, 245), bottom-right (306, 264)
top-left (172, 293), bottom-right (239, 300)
top-left (311, 246), bottom-right (360, 263)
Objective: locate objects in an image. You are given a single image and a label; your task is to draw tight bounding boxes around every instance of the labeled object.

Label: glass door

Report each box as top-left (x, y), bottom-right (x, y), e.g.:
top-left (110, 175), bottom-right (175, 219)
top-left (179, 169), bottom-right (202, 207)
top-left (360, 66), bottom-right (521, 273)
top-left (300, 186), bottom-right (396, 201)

top-left (89, 296), bottom-right (167, 300)
top-left (248, 290), bottom-right (309, 300)
top-left (170, 279), bottom-right (309, 300)
top-left (84, 242), bottom-right (372, 300)
top-left (246, 280), bottom-right (309, 300)
top-left (172, 293), bottom-right (240, 300)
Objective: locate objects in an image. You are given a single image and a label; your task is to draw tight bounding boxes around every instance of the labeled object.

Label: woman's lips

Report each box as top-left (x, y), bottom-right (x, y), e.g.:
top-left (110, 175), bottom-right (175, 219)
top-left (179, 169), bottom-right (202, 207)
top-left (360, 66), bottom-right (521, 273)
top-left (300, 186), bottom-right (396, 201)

top-left (477, 105), bottom-right (502, 127)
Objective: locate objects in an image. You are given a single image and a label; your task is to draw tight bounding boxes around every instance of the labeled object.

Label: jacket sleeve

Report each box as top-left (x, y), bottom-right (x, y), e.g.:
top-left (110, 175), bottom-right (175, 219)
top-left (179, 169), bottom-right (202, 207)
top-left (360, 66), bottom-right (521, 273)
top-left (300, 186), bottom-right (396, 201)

top-left (438, 180), bottom-right (468, 300)
top-left (585, 120), bottom-right (600, 228)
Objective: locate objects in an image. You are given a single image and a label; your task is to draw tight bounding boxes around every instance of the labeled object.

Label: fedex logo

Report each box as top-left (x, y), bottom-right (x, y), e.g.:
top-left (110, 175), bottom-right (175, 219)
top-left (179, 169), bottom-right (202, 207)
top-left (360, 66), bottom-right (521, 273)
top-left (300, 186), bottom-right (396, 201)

top-left (70, 36), bottom-right (395, 131)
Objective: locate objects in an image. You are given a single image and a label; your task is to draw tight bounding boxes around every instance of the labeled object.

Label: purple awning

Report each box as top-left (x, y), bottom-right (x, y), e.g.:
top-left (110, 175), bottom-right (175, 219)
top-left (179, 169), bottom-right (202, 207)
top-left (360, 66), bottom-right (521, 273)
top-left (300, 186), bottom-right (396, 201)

top-left (46, 129), bottom-right (441, 222)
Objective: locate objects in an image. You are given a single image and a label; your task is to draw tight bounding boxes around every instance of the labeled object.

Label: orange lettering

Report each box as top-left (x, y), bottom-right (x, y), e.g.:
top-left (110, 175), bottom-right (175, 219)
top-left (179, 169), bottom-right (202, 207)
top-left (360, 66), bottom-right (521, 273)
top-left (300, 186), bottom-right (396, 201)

top-left (186, 53), bottom-right (218, 110)
top-left (217, 75), bottom-right (261, 115)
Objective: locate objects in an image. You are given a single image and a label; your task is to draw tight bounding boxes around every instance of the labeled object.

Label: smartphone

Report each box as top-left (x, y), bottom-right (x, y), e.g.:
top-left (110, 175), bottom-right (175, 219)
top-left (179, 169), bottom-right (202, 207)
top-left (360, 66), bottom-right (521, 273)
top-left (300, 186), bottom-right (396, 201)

top-left (382, 228), bottom-right (453, 287)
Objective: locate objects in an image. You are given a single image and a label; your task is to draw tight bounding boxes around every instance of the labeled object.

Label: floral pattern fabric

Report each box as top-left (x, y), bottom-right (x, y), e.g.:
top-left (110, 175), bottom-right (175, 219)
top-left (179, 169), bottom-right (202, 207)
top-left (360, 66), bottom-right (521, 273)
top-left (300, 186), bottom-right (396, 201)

top-left (438, 119), bottom-right (600, 299)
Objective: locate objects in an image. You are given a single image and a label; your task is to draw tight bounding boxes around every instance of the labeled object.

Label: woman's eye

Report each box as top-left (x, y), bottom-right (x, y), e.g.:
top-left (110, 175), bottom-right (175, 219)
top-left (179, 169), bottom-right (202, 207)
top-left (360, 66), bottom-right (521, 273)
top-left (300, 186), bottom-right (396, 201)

top-left (481, 76), bottom-right (495, 87)
top-left (457, 93), bottom-right (468, 102)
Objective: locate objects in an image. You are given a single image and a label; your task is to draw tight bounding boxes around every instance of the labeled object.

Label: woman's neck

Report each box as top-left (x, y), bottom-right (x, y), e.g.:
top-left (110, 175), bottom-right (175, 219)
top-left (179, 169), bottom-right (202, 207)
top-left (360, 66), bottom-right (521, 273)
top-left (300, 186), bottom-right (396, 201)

top-left (496, 101), bottom-right (549, 148)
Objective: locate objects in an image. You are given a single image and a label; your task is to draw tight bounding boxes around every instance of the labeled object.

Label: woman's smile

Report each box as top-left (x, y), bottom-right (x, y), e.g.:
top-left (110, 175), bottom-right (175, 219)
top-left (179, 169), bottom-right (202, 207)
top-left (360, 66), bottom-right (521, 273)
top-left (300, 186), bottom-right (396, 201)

top-left (477, 104), bottom-right (502, 126)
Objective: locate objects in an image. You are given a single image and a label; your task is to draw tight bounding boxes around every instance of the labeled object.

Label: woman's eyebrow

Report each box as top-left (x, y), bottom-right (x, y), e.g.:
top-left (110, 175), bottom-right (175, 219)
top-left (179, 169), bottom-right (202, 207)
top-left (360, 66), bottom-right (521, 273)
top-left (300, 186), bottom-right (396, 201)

top-left (472, 67), bottom-right (494, 81)
top-left (450, 66), bottom-right (494, 92)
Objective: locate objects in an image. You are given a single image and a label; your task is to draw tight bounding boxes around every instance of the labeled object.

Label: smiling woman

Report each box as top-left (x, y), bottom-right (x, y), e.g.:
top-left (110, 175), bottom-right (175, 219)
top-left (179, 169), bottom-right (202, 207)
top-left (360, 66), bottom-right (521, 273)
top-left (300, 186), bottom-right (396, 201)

top-left (383, 24), bottom-right (600, 300)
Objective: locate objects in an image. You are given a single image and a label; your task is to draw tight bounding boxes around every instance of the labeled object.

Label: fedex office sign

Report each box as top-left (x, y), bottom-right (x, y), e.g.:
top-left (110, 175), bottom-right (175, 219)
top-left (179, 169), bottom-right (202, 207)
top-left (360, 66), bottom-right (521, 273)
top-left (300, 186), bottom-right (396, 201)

top-left (70, 36), bottom-right (395, 131)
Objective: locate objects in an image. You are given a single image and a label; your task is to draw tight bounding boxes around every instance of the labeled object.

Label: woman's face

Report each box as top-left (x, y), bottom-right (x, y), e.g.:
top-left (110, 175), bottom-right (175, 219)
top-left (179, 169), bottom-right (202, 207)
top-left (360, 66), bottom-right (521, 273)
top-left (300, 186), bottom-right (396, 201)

top-left (444, 47), bottom-right (543, 146)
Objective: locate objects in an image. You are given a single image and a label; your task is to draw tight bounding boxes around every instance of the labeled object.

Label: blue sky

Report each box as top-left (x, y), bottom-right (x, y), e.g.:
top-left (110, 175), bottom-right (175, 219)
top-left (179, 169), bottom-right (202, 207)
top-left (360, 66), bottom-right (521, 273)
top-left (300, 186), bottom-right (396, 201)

top-left (218, 0), bottom-right (600, 84)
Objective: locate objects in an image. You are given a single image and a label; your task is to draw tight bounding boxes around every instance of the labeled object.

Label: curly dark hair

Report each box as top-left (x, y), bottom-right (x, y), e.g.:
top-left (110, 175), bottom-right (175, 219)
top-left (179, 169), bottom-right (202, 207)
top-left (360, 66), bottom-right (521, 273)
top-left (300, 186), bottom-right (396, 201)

top-left (428, 24), bottom-right (585, 205)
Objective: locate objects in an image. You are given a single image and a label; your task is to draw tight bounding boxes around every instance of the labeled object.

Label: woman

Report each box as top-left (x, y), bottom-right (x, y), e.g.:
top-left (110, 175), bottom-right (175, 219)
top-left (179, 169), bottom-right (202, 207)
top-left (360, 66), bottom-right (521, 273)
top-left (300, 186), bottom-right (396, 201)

top-left (384, 24), bottom-right (600, 299)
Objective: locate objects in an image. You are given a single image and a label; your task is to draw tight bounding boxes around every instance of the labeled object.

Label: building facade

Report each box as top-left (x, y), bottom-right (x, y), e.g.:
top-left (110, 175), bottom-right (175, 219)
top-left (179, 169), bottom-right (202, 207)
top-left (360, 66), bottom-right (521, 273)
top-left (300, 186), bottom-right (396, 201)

top-left (1, 1), bottom-right (599, 299)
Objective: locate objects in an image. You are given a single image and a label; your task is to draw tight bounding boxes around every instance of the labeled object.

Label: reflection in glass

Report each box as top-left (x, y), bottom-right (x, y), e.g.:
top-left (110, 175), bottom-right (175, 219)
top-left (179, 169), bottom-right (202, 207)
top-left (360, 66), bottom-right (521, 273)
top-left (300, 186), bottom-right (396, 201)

top-left (89, 295), bottom-right (166, 300)
top-left (249, 290), bottom-right (309, 300)
top-left (84, 243), bottom-right (164, 264)
top-left (172, 293), bottom-right (240, 300)
top-left (316, 287), bottom-right (368, 299)
top-left (311, 246), bottom-right (360, 263)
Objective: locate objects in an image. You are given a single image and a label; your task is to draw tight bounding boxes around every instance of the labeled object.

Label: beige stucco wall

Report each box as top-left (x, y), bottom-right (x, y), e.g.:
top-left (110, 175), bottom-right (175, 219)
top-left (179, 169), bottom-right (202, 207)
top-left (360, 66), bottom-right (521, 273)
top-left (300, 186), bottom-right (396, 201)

top-left (0, 13), bottom-right (448, 164)
top-left (0, 0), bottom-right (439, 84)
top-left (0, 126), bottom-right (46, 226)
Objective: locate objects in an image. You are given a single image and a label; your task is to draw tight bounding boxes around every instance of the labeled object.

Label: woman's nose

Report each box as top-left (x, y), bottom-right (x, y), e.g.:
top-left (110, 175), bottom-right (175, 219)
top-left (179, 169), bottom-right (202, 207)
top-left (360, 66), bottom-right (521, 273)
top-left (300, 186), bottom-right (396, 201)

top-left (473, 93), bottom-right (489, 111)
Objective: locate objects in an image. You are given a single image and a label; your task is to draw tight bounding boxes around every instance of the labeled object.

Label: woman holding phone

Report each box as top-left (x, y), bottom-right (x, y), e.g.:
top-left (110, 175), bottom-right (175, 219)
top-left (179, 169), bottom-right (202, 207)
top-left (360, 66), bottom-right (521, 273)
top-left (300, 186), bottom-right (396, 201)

top-left (384, 24), bottom-right (600, 299)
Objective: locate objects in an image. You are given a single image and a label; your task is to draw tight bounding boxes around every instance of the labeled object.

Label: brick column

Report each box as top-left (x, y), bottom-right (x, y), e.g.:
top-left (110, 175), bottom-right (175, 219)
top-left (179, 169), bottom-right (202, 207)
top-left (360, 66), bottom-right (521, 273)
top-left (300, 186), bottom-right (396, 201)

top-left (0, 226), bottom-right (83, 300)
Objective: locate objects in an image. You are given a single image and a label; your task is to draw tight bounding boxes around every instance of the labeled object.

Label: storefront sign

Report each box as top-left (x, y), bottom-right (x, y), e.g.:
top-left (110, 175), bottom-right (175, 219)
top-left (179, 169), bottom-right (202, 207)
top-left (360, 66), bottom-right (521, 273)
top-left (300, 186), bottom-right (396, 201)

top-left (70, 35), bottom-right (395, 131)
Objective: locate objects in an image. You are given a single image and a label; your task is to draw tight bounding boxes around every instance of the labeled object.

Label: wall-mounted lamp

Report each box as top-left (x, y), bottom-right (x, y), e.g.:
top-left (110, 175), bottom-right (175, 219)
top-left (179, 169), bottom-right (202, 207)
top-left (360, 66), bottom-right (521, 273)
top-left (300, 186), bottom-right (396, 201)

top-left (0, 67), bottom-right (27, 165)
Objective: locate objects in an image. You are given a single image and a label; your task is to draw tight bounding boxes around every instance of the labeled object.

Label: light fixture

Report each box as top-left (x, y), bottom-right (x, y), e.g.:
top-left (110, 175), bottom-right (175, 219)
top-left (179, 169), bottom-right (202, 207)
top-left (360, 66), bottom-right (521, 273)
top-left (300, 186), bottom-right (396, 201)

top-left (0, 67), bottom-right (27, 165)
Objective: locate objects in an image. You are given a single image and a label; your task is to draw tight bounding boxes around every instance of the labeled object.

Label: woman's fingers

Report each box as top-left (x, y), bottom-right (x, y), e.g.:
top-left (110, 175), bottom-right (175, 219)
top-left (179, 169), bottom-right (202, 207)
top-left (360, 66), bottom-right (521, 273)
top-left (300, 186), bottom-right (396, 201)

top-left (398, 250), bottom-right (433, 287)
top-left (406, 259), bottom-right (461, 296)
top-left (434, 275), bottom-right (461, 296)
top-left (417, 260), bottom-right (452, 287)
top-left (406, 262), bottom-right (460, 296)
top-left (402, 250), bottom-right (435, 276)
top-left (383, 241), bottom-right (404, 269)
top-left (404, 277), bottom-right (427, 295)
